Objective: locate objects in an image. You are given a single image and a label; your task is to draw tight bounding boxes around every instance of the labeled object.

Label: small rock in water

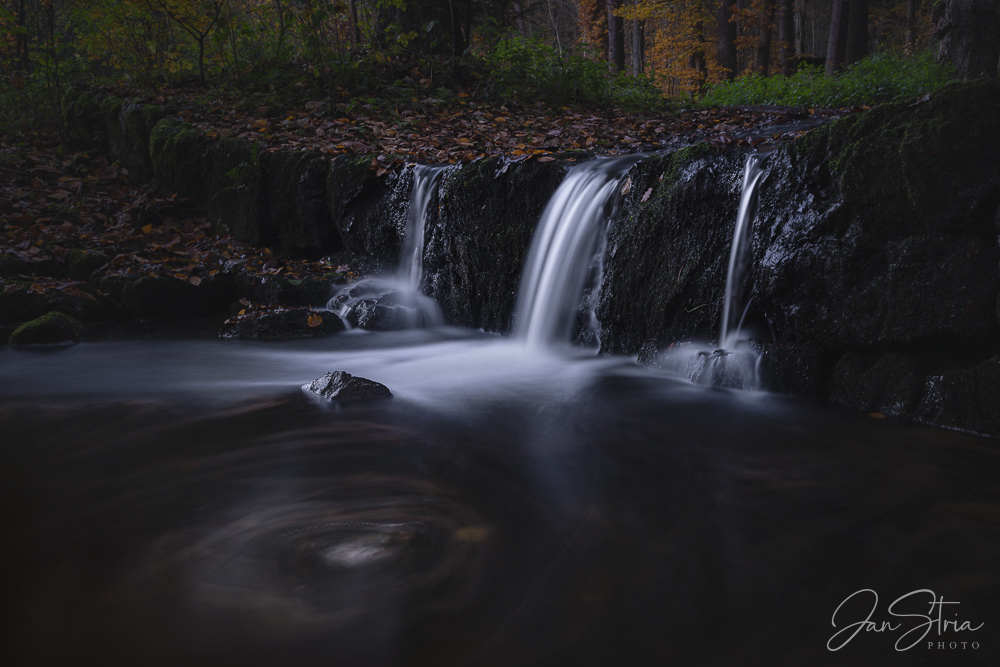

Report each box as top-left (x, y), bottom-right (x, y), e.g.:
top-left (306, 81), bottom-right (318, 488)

top-left (303, 371), bottom-right (393, 402)
top-left (9, 311), bottom-right (86, 347)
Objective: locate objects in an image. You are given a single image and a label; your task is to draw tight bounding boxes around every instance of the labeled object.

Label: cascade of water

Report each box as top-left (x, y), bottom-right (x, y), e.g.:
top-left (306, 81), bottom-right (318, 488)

top-left (399, 164), bottom-right (447, 288)
top-left (718, 153), bottom-right (768, 348)
top-left (329, 164), bottom-right (448, 330)
top-left (657, 151), bottom-right (769, 390)
top-left (516, 155), bottom-right (642, 348)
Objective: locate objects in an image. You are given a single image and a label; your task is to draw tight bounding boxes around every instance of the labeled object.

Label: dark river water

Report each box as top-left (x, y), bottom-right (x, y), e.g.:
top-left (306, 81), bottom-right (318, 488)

top-left (2, 329), bottom-right (997, 666)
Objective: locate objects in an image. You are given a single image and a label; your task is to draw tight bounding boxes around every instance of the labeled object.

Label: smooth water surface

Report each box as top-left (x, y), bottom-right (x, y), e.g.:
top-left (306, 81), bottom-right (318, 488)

top-left (1, 332), bottom-right (998, 666)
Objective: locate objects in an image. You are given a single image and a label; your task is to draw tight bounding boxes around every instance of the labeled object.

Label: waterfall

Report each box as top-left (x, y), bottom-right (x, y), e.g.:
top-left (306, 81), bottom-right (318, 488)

top-left (719, 153), bottom-right (768, 349)
top-left (329, 164), bottom-right (448, 330)
top-left (658, 151), bottom-right (769, 390)
top-left (516, 155), bottom-right (642, 348)
top-left (399, 164), bottom-right (447, 289)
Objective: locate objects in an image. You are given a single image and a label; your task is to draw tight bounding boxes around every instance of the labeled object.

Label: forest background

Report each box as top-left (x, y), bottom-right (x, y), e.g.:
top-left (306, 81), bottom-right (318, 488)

top-left (0, 0), bottom-right (983, 142)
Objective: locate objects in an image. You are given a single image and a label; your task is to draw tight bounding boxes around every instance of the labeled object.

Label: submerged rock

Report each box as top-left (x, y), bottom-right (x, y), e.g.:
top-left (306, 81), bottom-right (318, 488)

top-left (302, 371), bottom-right (393, 402)
top-left (9, 312), bottom-right (86, 346)
top-left (219, 307), bottom-right (345, 339)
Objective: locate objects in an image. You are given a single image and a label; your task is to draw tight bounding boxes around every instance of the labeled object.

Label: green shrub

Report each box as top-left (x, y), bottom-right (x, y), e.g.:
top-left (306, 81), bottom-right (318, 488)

top-left (700, 50), bottom-right (956, 108)
top-left (482, 35), bottom-right (664, 110)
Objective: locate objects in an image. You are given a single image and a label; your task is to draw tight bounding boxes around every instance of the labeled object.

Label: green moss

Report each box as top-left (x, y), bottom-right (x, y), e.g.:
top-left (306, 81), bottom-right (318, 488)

top-left (9, 311), bottom-right (85, 346)
top-left (149, 118), bottom-right (213, 201)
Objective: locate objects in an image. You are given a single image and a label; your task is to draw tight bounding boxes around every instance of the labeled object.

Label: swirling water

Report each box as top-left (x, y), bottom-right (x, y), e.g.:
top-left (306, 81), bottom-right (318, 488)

top-left (1, 330), bottom-right (998, 666)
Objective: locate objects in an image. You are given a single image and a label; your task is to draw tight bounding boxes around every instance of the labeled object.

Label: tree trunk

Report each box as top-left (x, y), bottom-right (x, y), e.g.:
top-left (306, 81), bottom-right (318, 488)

top-left (845, 0), bottom-right (868, 66)
top-left (717, 0), bottom-right (738, 80)
top-left (907, 0), bottom-right (921, 48)
top-left (758, 0), bottom-right (776, 77)
top-left (934, 0), bottom-right (1000, 80)
top-left (826, 0), bottom-right (849, 76)
top-left (778, 0), bottom-right (794, 75)
top-left (607, 0), bottom-right (625, 74)
top-left (632, 17), bottom-right (645, 75)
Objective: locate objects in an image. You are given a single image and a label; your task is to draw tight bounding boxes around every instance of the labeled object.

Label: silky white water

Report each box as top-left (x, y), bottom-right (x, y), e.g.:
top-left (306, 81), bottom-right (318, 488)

top-left (719, 153), bottom-right (768, 348)
top-left (515, 155), bottom-right (642, 348)
top-left (330, 164), bottom-right (448, 328)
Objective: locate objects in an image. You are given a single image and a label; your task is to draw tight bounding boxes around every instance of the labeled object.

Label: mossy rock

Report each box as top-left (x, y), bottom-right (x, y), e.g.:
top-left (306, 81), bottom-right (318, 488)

top-left (755, 81), bottom-right (1000, 348)
top-left (65, 248), bottom-right (110, 281)
top-left (105, 99), bottom-right (165, 181)
top-left (208, 139), bottom-right (274, 245)
top-left (0, 281), bottom-right (122, 326)
top-left (149, 118), bottom-right (214, 203)
top-left (62, 88), bottom-right (107, 150)
top-left (423, 155), bottom-right (577, 333)
top-left (94, 274), bottom-right (236, 319)
top-left (599, 143), bottom-right (747, 354)
top-left (267, 150), bottom-right (338, 256)
top-left (326, 155), bottom-right (412, 270)
top-left (9, 312), bottom-right (86, 346)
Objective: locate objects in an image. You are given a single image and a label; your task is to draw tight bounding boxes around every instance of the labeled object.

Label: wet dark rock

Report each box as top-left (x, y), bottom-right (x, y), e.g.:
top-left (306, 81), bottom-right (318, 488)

top-left (9, 312), bottom-right (86, 346)
top-left (62, 88), bottom-right (108, 150)
top-left (65, 248), bottom-right (110, 281)
top-left (755, 340), bottom-right (836, 398)
top-left (424, 156), bottom-right (580, 333)
top-left (827, 351), bottom-right (929, 416)
top-left (754, 81), bottom-right (1000, 348)
top-left (302, 371), bottom-right (393, 401)
top-left (103, 98), bottom-right (165, 181)
top-left (326, 156), bottom-right (414, 271)
top-left (219, 308), bottom-right (344, 339)
top-left (0, 253), bottom-right (63, 279)
top-left (917, 360), bottom-right (1000, 437)
top-left (208, 139), bottom-right (274, 245)
top-left (0, 281), bottom-right (121, 326)
top-left (267, 150), bottom-right (338, 255)
top-left (232, 273), bottom-right (335, 308)
top-left (94, 274), bottom-right (235, 319)
top-left (149, 118), bottom-right (214, 202)
top-left (599, 144), bottom-right (748, 355)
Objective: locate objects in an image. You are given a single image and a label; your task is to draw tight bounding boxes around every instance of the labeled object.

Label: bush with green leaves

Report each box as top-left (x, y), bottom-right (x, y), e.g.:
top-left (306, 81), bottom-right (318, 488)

top-left (482, 35), bottom-right (664, 110)
top-left (700, 50), bottom-right (956, 108)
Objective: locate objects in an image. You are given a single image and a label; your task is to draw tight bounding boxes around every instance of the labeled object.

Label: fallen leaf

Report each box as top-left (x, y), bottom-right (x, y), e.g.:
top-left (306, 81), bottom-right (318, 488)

top-left (188, 276), bottom-right (202, 286)
top-left (641, 187), bottom-right (653, 203)
top-left (307, 313), bottom-right (323, 327)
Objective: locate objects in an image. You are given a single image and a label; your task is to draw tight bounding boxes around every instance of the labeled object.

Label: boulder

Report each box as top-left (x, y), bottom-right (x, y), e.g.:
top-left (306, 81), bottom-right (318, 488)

top-left (302, 371), bottom-right (393, 402)
top-left (208, 138), bottom-right (274, 245)
top-left (9, 312), bottom-right (86, 346)
top-left (754, 81), bottom-right (1000, 348)
top-left (917, 360), bottom-right (1000, 437)
top-left (424, 155), bottom-right (585, 333)
top-left (149, 118), bottom-right (214, 202)
top-left (93, 274), bottom-right (234, 319)
top-left (267, 150), bottom-right (338, 255)
top-left (326, 156), bottom-right (414, 271)
top-left (104, 98), bottom-right (165, 181)
top-left (826, 351), bottom-right (929, 416)
top-left (219, 307), bottom-right (344, 339)
top-left (599, 144), bottom-right (747, 354)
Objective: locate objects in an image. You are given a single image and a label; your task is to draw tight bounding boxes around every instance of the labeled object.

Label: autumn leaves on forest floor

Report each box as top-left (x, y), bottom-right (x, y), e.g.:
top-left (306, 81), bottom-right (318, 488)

top-left (1, 88), bottom-right (847, 337)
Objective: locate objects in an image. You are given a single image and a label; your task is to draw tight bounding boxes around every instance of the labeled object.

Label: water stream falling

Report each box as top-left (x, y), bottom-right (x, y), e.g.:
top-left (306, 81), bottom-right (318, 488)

top-left (659, 151), bottom-right (769, 389)
top-left (330, 164), bottom-right (448, 329)
top-left (515, 155), bottom-right (643, 348)
top-left (719, 152), bottom-right (768, 349)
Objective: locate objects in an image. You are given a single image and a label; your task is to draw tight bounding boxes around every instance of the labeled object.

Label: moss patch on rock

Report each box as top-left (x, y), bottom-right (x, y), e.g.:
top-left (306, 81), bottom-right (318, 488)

top-left (9, 311), bottom-right (86, 346)
top-left (150, 118), bottom-right (214, 202)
